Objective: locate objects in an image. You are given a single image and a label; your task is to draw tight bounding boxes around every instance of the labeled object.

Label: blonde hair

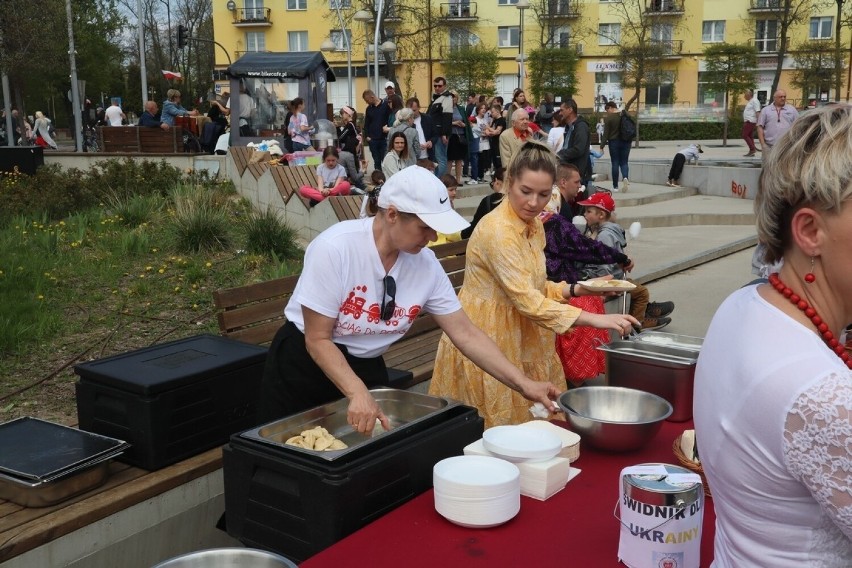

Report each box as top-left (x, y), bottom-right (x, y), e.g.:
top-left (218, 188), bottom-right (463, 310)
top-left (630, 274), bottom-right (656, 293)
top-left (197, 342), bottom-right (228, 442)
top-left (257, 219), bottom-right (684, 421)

top-left (35, 111), bottom-right (45, 120)
top-left (166, 89), bottom-right (181, 101)
top-left (756, 104), bottom-right (852, 263)
top-left (504, 141), bottom-right (557, 190)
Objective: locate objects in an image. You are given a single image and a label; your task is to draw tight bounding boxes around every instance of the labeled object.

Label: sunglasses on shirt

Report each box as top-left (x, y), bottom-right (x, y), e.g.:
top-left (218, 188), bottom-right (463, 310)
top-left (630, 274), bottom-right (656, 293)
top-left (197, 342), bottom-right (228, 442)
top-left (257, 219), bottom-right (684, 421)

top-left (381, 275), bottom-right (396, 321)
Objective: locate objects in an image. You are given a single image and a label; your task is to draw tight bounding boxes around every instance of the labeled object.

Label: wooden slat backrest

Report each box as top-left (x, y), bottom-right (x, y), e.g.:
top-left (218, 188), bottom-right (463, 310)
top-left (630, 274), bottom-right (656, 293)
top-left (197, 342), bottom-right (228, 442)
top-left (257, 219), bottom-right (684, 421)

top-left (230, 146), bottom-right (252, 177)
top-left (213, 239), bottom-right (469, 346)
top-left (328, 195), bottom-right (366, 221)
top-left (270, 167), bottom-right (294, 202)
top-left (138, 127), bottom-right (183, 153)
top-left (247, 162), bottom-right (268, 179)
top-left (98, 126), bottom-right (140, 153)
top-left (329, 198), bottom-right (347, 220)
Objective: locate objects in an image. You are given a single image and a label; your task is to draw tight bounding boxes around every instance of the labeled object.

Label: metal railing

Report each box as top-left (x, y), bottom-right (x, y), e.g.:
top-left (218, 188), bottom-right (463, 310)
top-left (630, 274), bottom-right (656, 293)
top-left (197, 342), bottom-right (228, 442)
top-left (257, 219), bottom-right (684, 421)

top-left (440, 2), bottom-right (478, 18)
top-left (232, 8), bottom-right (272, 24)
top-left (644, 0), bottom-right (684, 14)
top-left (749, 37), bottom-right (785, 53)
top-left (748, 0), bottom-right (780, 11)
top-left (542, 0), bottom-right (580, 18)
top-left (650, 39), bottom-right (684, 55)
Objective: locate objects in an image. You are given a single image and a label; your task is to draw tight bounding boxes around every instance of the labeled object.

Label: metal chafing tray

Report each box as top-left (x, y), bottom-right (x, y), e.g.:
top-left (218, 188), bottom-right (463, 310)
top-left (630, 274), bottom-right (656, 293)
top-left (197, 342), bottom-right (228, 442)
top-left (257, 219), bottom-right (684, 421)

top-left (0, 417), bottom-right (129, 507)
top-left (238, 388), bottom-right (460, 461)
top-left (630, 331), bottom-right (704, 353)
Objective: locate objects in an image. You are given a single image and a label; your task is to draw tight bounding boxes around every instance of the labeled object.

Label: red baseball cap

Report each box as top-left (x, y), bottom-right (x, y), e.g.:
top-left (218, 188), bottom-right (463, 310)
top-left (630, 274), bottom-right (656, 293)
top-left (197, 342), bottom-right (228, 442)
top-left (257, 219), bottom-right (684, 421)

top-left (576, 192), bottom-right (615, 213)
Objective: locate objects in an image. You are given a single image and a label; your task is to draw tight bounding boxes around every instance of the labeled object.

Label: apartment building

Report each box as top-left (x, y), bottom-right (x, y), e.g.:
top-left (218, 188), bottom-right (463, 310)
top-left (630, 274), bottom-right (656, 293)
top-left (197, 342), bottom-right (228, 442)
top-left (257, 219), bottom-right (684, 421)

top-left (212, 0), bottom-right (848, 113)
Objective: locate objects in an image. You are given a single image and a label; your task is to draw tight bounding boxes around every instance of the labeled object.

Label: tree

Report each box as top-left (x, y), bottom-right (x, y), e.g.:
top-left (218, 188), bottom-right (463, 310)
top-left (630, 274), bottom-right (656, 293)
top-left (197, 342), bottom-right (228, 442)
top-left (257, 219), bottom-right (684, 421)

top-left (527, 47), bottom-right (580, 103)
top-left (702, 43), bottom-right (758, 145)
top-left (591, 0), bottom-right (688, 145)
top-left (790, 40), bottom-right (842, 105)
top-left (443, 46), bottom-right (498, 97)
top-left (747, 0), bottom-right (824, 96)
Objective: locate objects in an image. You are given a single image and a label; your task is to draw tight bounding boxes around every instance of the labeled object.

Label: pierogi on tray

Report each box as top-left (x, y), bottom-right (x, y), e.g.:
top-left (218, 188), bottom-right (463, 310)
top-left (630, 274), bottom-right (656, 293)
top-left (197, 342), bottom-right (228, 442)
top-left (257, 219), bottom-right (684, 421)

top-left (285, 426), bottom-right (348, 451)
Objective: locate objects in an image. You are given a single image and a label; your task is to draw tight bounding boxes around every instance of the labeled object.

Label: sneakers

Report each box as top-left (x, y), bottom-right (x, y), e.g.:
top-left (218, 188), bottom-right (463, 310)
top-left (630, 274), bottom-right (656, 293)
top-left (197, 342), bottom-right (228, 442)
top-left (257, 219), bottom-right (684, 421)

top-left (645, 301), bottom-right (675, 318)
top-left (744, 151), bottom-right (755, 157)
top-left (641, 316), bottom-right (672, 331)
top-left (666, 180), bottom-right (679, 187)
top-left (622, 178), bottom-right (629, 193)
top-left (465, 179), bottom-right (479, 185)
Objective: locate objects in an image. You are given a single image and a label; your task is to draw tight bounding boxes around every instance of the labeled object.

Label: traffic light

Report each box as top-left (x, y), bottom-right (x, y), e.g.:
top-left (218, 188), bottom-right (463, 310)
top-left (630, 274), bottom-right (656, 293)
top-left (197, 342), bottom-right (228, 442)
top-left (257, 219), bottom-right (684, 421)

top-left (177, 25), bottom-right (188, 49)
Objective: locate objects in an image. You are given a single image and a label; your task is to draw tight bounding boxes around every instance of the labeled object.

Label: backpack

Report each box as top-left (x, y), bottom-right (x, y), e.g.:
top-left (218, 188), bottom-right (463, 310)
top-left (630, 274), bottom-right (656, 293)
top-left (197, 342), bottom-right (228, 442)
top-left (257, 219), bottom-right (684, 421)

top-left (619, 111), bottom-right (636, 142)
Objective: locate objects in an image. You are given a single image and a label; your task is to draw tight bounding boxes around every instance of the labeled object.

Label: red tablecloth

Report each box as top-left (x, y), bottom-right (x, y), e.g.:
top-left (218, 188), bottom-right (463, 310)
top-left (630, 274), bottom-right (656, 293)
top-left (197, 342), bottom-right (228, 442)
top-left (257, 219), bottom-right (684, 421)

top-left (302, 420), bottom-right (715, 567)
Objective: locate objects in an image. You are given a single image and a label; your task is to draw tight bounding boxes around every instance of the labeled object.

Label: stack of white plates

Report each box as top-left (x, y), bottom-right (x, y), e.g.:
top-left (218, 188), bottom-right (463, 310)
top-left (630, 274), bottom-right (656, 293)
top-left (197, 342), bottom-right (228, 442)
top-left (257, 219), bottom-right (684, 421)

top-left (482, 425), bottom-right (562, 463)
top-left (433, 455), bottom-right (520, 528)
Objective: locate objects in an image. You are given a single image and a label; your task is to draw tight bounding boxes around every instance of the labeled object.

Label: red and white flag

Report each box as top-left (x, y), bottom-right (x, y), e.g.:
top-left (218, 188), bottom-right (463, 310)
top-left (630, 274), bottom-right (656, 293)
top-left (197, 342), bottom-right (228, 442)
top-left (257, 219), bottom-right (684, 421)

top-left (162, 70), bottom-right (182, 81)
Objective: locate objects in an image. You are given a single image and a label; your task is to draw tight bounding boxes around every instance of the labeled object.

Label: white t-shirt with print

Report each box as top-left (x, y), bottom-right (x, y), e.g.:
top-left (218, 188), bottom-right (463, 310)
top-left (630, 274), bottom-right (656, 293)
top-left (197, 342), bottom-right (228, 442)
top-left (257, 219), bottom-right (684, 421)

top-left (285, 217), bottom-right (461, 358)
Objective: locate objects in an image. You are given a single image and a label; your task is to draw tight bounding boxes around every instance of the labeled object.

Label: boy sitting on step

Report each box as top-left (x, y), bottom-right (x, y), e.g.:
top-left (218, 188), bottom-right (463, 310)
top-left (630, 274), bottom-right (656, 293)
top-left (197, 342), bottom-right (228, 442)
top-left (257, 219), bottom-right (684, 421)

top-left (574, 192), bottom-right (675, 330)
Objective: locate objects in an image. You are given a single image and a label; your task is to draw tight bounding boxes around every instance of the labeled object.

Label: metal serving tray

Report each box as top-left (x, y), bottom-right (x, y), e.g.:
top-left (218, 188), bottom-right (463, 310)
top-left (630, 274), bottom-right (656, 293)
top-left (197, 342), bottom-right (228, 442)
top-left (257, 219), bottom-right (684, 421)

top-left (630, 331), bottom-right (703, 353)
top-left (0, 417), bottom-right (129, 482)
top-left (238, 388), bottom-right (460, 461)
top-left (597, 340), bottom-right (699, 368)
top-left (0, 454), bottom-right (116, 507)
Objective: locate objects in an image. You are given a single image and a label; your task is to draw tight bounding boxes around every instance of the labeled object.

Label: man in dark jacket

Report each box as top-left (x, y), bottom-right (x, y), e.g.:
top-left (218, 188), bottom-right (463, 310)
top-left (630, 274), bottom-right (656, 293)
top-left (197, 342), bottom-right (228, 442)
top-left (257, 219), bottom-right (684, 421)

top-left (556, 99), bottom-right (592, 189)
top-left (362, 89), bottom-right (391, 170)
top-left (428, 77), bottom-right (454, 177)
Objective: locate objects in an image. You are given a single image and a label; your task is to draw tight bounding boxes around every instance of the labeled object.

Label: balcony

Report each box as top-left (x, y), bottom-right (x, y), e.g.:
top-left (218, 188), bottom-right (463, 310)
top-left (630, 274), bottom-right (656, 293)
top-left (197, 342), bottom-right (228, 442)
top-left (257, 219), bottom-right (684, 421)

top-left (234, 50), bottom-right (271, 60)
top-left (748, 0), bottom-right (780, 12)
top-left (440, 2), bottom-right (478, 20)
top-left (749, 37), bottom-right (786, 54)
top-left (440, 44), bottom-right (478, 58)
top-left (650, 39), bottom-right (683, 57)
top-left (383, 8), bottom-right (403, 23)
top-left (231, 8), bottom-right (272, 26)
top-left (542, 0), bottom-right (580, 19)
top-left (645, 0), bottom-right (684, 15)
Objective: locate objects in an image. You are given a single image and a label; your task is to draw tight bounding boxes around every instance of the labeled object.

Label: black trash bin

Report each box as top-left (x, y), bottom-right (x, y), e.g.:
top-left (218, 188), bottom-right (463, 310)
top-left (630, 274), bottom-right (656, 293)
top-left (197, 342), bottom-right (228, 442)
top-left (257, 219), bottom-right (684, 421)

top-left (0, 146), bottom-right (45, 175)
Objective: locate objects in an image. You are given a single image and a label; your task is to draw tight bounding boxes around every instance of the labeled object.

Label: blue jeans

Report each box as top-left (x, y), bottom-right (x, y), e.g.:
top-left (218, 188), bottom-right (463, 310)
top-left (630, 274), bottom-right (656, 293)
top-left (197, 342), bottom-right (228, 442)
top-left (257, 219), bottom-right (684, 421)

top-left (434, 136), bottom-right (448, 177)
top-left (468, 138), bottom-right (480, 180)
top-left (608, 139), bottom-right (631, 187)
top-left (369, 139), bottom-right (387, 170)
top-left (292, 141), bottom-right (311, 151)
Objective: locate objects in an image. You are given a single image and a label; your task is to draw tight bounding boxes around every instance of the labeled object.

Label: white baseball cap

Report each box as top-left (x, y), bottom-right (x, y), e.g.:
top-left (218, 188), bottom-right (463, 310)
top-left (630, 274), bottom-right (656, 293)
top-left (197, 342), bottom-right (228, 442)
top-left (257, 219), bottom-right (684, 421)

top-left (384, 81), bottom-right (395, 90)
top-left (378, 166), bottom-right (470, 234)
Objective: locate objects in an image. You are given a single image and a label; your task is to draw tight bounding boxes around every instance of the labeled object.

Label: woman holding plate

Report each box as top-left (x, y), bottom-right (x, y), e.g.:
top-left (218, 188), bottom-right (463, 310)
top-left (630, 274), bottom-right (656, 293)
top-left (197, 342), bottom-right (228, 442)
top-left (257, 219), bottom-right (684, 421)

top-left (429, 142), bottom-right (639, 428)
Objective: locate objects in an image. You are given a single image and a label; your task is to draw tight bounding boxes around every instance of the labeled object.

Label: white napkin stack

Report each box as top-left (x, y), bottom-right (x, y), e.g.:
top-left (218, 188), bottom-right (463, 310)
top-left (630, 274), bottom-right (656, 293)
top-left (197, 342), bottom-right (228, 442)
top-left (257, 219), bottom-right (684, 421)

top-left (464, 439), bottom-right (578, 500)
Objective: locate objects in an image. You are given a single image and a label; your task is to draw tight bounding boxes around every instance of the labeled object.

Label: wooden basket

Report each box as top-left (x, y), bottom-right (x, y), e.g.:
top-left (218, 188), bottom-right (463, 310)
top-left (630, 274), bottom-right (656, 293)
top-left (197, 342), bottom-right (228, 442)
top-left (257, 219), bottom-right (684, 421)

top-left (673, 434), bottom-right (712, 498)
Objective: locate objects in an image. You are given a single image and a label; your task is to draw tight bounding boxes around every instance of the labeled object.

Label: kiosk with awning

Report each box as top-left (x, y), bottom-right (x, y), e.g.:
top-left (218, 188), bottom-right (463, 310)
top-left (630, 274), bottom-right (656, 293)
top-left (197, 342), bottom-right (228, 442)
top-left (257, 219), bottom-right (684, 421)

top-left (226, 51), bottom-right (336, 146)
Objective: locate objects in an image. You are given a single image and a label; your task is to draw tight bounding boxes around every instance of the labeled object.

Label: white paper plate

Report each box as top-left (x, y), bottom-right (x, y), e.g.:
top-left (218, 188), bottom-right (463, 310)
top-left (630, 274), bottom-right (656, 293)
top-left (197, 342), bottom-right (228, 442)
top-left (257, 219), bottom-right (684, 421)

top-left (482, 425), bottom-right (562, 463)
top-left (577, 279), bottom-right (637, 292)
top-left (433, 455), bottom-right (520, 495)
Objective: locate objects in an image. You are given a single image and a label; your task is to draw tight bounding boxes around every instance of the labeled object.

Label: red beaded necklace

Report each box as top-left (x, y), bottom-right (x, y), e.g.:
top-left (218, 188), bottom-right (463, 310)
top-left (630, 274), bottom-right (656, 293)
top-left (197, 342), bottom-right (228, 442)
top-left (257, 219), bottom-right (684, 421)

top-left (768, 272), bottom-right (852, 369)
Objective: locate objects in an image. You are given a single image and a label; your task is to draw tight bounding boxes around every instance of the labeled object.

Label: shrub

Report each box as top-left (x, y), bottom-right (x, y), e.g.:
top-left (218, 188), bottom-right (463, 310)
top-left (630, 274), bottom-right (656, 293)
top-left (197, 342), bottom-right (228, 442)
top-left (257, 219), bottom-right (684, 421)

top-left (242, 207), bottom-right (303, 260)
top-left (104, 192), bottom-right (165, 227)
top-left (167, 184), bottom-right (231, 253)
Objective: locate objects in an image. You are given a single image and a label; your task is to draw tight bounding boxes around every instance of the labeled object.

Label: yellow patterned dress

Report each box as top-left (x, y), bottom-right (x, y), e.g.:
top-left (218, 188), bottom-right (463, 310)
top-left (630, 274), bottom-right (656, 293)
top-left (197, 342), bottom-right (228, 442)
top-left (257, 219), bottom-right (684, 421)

top-left (429, 199), bottom-right (580, 428)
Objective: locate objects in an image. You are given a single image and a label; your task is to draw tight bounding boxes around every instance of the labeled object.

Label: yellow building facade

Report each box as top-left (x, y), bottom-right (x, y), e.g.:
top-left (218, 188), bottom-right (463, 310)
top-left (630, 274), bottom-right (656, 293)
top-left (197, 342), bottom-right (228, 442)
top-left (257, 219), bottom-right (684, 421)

top-left (212, 0), bottom-right (848, 114)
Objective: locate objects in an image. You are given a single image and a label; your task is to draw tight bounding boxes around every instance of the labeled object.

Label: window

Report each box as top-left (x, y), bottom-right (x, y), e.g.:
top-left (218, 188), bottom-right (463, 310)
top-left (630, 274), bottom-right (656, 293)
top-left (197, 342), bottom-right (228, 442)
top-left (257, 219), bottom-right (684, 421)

top-left (755, 20), bottom-right (778, 52)
top-left (697, 72), bottom-right (724, 106)
top-left (498, 0), bottom-right (519, 4)
top-left (330, 0), bottom-right (351, 7)
top-left (645, 71), bottom-right (675, 106)
top-left (498, 26), bottom-right (520, 48)
top-left (810, 16), bottom-right (833, 39)
top-left (287, 0), bottom-right (307, 10)
top-left (450, 29), bottom-right (479, 50)
top-left (330, 30), bottom-right (352, 51)
top-left (288, 31), bottom-right (308, 52)
top-left (702, 21), bottom-right (725, 43)
top-left (245, 32), bottom-right (266, 52)
top-left (598, 23), bottom-right (620, 45)
top-left (244, 0), bottom-right (265, 20)
top-left (547, 25), bottom-right (570, 48)
top-left (651, 23), bottom-right (674, 53)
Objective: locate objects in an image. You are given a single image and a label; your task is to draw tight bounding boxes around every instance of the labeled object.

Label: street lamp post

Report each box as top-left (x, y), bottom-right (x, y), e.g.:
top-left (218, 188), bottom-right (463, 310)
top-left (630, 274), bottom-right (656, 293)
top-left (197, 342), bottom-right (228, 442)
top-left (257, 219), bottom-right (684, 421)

top-left (353, 9), bottom-right (372, 96)
top-left (324, 2), bottom-right (354, 105)
top-left (373, 0), bottom-right (385, 95)
top-left (516, 0), bottom-right (529, 91)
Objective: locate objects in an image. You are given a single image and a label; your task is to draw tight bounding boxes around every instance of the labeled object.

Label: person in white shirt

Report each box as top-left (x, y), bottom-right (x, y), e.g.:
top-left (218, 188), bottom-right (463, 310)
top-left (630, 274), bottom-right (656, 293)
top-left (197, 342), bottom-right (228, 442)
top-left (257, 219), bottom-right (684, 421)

top-left (258, 166), bottom-right (563, 432)
top-left (742, 88), bottom-right (762, 157)
top-left (103, 99), bottom-right (125, 126)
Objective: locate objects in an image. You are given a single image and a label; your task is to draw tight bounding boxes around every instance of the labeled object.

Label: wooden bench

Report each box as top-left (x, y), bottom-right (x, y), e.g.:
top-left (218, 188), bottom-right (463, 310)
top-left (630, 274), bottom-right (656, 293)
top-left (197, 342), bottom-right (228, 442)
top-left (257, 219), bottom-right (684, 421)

top-left (0, 446), bottom-right (222, 563)
top-left (98, 126), bottom-right (185, 153)
top-left (212, 239), bottom-right (468, 388)
top-left (329, 195), bottom-right (365, 221)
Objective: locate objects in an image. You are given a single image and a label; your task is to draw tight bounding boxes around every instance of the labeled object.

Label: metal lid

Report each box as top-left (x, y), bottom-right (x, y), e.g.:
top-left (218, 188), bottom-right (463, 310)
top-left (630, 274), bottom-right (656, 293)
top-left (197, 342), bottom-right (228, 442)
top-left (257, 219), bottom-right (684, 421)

top-left (624, 463), bottom-right (701, 493)
top-left (631, 331), bottom-right (703, 353)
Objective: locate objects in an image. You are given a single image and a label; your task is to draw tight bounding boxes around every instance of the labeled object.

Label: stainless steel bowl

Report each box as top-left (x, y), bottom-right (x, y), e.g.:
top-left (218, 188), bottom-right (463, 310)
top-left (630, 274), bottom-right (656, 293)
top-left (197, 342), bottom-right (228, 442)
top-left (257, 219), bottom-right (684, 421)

top-left (152, 548), bottom-right (298, 568)
top-left (557, 387), bottom-right (672, 452)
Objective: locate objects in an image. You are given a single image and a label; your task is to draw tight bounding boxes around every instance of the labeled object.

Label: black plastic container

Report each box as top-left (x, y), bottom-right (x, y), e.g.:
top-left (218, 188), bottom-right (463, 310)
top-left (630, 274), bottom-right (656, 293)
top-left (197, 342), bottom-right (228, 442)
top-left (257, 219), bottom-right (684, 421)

top-left (223, 404), bottom-right (484, 562)
top-left (75, 334), bottom-right (267, 470)
top-left (0, 146), bottom-right (44, 175)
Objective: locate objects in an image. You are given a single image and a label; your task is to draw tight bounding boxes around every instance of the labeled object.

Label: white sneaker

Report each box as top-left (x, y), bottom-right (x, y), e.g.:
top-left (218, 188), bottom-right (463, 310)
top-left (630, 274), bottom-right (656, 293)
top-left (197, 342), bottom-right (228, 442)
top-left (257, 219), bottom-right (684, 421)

top-left (622, 178), bottom-right (629, 192)
top-left (590, 173), bottom-right (599, 181)
top-left (465, 179), bottom-right (478, 185)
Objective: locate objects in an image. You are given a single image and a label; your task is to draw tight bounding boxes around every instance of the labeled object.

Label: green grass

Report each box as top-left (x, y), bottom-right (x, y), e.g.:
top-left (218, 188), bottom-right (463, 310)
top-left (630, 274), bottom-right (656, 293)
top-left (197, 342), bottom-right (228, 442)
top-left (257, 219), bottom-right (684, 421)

top-left (0, 173), bottom-right (303, 421)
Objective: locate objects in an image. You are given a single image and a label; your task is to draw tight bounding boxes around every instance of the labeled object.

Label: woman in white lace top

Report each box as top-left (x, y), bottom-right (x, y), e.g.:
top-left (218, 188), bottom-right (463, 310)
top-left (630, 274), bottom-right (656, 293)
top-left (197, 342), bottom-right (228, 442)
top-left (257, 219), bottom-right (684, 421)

top-left (694, 105), bottom-right (852, 567)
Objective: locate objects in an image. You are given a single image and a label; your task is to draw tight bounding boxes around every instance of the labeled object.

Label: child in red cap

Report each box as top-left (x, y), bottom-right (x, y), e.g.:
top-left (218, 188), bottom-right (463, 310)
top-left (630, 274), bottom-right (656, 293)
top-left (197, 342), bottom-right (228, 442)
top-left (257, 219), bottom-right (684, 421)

top-left (576, 192), bottom-right (675, 330)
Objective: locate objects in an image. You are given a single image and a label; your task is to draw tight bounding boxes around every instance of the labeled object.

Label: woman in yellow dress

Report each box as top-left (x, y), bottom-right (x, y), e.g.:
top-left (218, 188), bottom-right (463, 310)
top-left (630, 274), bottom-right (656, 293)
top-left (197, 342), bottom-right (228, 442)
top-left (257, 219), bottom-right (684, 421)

top-left (429, 142), bottom-right (640, 427)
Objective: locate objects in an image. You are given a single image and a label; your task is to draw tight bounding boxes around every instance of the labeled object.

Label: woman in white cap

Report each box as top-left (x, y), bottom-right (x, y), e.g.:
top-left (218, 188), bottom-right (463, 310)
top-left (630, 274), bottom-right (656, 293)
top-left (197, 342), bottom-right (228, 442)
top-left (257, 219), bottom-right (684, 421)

top-left (259, 166), bottom-right (563, 432)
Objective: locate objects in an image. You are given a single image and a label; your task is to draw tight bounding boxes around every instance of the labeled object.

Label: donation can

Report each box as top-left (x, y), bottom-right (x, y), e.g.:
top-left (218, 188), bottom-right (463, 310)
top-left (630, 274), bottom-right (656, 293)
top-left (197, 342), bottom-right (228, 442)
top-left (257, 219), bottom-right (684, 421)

top-left (617, 463), bottom-right (704, 568)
